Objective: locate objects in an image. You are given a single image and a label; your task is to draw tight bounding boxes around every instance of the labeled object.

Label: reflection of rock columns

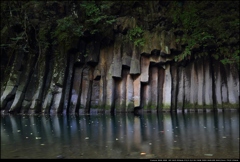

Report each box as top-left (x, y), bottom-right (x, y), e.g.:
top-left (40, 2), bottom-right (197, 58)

top-left (52, 115), bottom-right (61, 138)
top-left (133, 116), bottom-right (141, 148)
top-left (126, 115), bottom-right (132, 152)
top-left (29, 116), bottom-right (39, 140)
top-left (42, 116), bottom-right (52, 144)
top-left (9, 116), bottom-right (21, 142)
top-left (163, 114), bottom-right (173, 155)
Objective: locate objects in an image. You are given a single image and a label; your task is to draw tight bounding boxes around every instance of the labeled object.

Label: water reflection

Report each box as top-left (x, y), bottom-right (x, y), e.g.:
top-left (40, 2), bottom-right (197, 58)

top-left (1, 111), bottom-right (239, 159)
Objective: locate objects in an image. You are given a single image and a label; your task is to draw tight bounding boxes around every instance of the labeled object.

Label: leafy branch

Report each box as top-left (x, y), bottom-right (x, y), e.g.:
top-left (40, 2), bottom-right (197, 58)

top-left (51, 16), bottom-right (83, 45)
top-left (126, 26), bottom-right (145, 47)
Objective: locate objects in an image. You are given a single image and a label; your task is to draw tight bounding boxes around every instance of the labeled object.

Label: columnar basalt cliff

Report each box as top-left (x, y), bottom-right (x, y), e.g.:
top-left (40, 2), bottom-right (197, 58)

top-left (0, 1), bottom-right (239, 114)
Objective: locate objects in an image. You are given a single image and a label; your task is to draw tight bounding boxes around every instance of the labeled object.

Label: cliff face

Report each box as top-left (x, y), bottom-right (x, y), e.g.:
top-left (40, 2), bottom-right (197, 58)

top-left (1, 28), bottom-right (239, 114)
top-left (0, 2), bottom-right (239, 114)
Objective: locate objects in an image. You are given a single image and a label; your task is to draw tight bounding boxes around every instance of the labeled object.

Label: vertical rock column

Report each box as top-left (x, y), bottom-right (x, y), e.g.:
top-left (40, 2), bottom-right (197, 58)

top-left (220, 63), bottom-right (228, 109)
top-left (130, 46), bottom-right (141, 108)
top-left (114, 69), bottom-right (129, 112)
top-left (228, 64), bottom-right (239, 107)
top-left (98, 48), bottom-right (108, 111)
top-left (140, 56), bottom-right (150, 83)
top-left (183, 64), bottom-right (191, 111)
top-left (212, 60), bottom-right (223, 109)
top-left (106, 63), bottom-right (115, 112)
top-left (196, 59), bottom-right (204, 110)
top-left (142, 82), bottom-right (151, 110)
top-left (162, 64), bottom-right (172, 110)
top-left (203, 58), bottom-right (213, 110)
top-left (69, 66), bottom-right (83, 114)
top-left (1, 51), bottom-right (24, 110)
top-left (112, 34), bottom-right (122, 78)
top-left (9, 53), bottom-right (36, 113)
top-left (112, 34), bottom-right (124, 112)
top-left (125, 72), bottom-right (134, 111)
top-left (176, 66), bottom-right (184, 111)
top-left (24, 50), bottom-right (46, 113)
top-left (122, 40), bottom-right (134, 112)
top-left (90, 66), bottom-right (101, 111)
top-left (41, 78), bottom-right (54, 113)
top-left (49, 48), bottom-right (67, 114)
top-left (98, 46), bottom-right (114, 112)
top-left (51, 70), bottom-right (66, 113)
top-left (85, 67), bottom-right (94, 114)
top-left (62, 53), bottom-right (75, 114)
top-left (40, 52), bottom-right (54, 114)
top-left (150, 66), bottom-right (159, 111)
top-left (79, 66), bottom-right (89, 109)
top-left (42, 48), bottom-right (67, 114)
top-left (141, 55), bottom-right (150, 110)
top-left (133, 75), bottom-right (141, 108)
top-left (119, 68), bottom-right (128, 112)
top-left (189, 63), bottom-right (198, 110)
top-left (170, 63), bottom-right (178, 111)
top-left (157, 66), bottom-right (165, 112)
top-left (223, 64), bottom-right (239, 108)
top-left (80, 66), bottom-right (91, 112)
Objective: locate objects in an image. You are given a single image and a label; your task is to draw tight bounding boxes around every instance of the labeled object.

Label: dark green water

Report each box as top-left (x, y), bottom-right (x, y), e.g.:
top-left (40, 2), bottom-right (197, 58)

top-left (1, 111), bottom-right (239, 159)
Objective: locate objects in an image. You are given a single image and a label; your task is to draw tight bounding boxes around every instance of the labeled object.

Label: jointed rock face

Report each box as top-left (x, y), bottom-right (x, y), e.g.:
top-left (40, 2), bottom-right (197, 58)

top-left (1, 2), bottom-right (239, 114)
top-left (1, 29), bottom-right (239, 114)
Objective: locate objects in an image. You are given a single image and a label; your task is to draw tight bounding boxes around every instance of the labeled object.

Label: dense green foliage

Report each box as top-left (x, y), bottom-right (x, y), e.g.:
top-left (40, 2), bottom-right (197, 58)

top-left (127, 26), bottom-right (145, 47)
top-left (166, 1), bottom-right (239, 65)
top-left (0, 1), bottom-right (116, 50)
top-left (1, 0), bottom-right (239, 72)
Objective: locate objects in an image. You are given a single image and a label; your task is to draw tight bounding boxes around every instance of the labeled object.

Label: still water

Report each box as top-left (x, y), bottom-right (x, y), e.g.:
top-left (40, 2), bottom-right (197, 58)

top-left (1, 111), bottom-right (239, 159)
